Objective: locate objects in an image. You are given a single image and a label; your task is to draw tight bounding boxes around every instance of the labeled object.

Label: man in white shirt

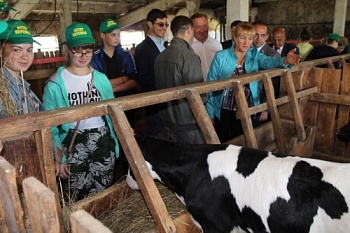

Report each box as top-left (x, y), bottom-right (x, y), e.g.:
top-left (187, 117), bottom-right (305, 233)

top-left (190, 13), bottom-right (222, 81)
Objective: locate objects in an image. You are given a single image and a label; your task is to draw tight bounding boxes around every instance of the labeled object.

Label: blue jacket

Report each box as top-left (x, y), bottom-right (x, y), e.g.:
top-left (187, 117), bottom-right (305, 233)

top-left (42, 66), bottom-right (119, 162)
top-left (91, 44), bottom-right (136, 80)
top-left (206, 47), bottom-right (289, 119)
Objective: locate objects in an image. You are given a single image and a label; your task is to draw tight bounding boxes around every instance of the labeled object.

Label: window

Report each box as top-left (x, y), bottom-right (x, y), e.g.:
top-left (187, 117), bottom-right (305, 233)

top-left (120, 31), bottom-right (145, 50)
top-left (33, 35), bottom-right (59, 53)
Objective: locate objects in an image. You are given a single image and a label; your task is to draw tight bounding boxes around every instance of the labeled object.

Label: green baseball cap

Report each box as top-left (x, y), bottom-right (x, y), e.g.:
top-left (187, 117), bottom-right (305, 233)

top-left (100, 18), bottom-right (121, 33)
top-left (0, 19), bottom-right (40, 45)
top-left (0, 0), bottom-right (16, 13)
top-left (328, 33), bottom-right (340, 43)
top-left (62, 22), bottom-right (95, 48)
top-left (0, 21), bottom-right (7, 34)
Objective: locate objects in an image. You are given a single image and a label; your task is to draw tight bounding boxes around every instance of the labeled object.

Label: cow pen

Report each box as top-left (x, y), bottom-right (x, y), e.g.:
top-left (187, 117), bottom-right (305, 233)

top-left (0, 54), bottom-right (350, 232)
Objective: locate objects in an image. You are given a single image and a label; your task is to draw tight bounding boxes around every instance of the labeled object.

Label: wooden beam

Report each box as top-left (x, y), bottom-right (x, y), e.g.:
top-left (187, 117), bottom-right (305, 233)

top-left (70, 210), bottom-right (112, 233)
top-left (22, 177), bottom-right (61, 233)
top-left (107, 104), bottom-right (176, 233)
top-left (118, 0), bottom-right (186, 28)
top-left (13, 0), bottom-right (41, 19)
top-left (0, 156), bottom-right (25, 233)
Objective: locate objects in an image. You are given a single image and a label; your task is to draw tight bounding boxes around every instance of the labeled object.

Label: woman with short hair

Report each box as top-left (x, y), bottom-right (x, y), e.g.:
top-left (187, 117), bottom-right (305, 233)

top-left (206, 22), bottom-right (300, 143)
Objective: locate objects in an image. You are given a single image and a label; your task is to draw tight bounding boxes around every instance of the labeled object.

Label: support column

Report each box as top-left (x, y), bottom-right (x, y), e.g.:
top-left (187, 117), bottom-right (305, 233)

top-left (226, 0), bottom-right (249, 40)
top-left (58, 0), bottom-right (72, 50)
top-left (333, 0), bottom-right (347, 36)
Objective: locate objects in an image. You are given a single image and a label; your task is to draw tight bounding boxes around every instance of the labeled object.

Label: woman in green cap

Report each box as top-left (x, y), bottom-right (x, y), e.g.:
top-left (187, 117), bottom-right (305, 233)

top-left (43, 22), bottom-right (119, 201)
top-left (0, 19), bottom-right (43, 118)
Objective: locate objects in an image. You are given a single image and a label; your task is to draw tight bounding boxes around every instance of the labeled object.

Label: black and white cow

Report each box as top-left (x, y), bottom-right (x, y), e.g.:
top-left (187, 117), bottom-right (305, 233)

top-left (127, 135), bottom-right (350, 233)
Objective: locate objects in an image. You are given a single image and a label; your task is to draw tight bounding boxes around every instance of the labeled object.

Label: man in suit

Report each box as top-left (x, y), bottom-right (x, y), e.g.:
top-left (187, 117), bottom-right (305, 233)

top-left (253, 21), bottom-right (280, 125)
top-left (271, 26), bottom-right (299, 57)
top-left (270, 26), bottom-right (299, 98)
top-left (134, 9), bottom-right (168, 136)
top-left (221, 20), bottom-right (242, 49)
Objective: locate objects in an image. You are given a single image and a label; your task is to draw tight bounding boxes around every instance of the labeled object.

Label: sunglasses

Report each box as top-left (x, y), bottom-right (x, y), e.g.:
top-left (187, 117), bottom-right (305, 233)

top-left (153, 22), bottom-right (169, 28)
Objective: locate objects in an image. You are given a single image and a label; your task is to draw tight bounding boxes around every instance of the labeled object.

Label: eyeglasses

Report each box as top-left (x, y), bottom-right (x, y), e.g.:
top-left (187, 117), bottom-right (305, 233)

top-left (153, 22), bottom-right (169, 28)
top-left (70, 49), bottom-right (94, 58)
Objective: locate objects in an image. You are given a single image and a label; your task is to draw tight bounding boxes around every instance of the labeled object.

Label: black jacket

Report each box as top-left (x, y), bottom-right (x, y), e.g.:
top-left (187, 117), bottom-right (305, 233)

top-left (135, 36), bottom-right (163, 91)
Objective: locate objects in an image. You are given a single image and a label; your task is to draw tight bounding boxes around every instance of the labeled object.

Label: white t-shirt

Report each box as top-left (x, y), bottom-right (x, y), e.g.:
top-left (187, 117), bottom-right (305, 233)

top-left (62, 68), bottom-right (105, 130)
top-left (191, 36), bottom-right (223, 81)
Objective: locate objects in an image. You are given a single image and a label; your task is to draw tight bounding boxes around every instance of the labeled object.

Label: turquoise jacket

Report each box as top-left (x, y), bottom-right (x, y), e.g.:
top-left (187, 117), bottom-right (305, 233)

top-left (206, 47), bottom-right (289, 119)
top-left (42, 66), bottom-right (119, 163)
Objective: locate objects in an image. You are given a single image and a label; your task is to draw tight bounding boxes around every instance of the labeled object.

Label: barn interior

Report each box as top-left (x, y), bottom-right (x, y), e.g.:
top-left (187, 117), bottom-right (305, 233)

top-left (0, 0), bottom-right (350, 232)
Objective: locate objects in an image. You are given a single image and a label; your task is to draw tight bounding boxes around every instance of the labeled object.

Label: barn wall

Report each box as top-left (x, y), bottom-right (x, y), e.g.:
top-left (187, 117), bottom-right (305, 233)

top-left (256, 0), bottom-right (350, 39)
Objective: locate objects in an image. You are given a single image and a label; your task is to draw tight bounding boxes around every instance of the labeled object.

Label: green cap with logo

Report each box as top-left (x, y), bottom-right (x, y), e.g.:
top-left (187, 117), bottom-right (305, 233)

top-left (0, 19), bottom-right (40, 45)
top-left (100, 18), bottom-right (121, 33)
top-left (0, 0), bottom-right (16, 13)
top-left (328, 33), bottom-right (340, 43)
top-left (62, 22), bottom-right (95, 48)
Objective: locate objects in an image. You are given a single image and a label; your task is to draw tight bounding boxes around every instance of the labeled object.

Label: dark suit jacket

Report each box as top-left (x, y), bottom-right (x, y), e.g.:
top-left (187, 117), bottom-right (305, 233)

top-left (134, 36), bottom-right (162, 91)
top-left (279, 43), bottom-right (299, 57)
top-left (260, 44), bottom-right (281, 58)
top-left (258, 44), bottom-right (281, 101)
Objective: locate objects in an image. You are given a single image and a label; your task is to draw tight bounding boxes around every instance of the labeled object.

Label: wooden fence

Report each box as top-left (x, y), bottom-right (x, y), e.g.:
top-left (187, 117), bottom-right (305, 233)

top-left (1, 54), bottom-right (350, 232)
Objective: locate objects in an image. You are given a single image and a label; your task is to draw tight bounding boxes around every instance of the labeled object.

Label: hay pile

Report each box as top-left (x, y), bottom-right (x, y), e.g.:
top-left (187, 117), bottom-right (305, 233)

top-left (62, 179), bottom-right (187, 232)
top-left (0, 63), bottom-right (20, 117)
top-left (95, 181), bottom-right (186, 232)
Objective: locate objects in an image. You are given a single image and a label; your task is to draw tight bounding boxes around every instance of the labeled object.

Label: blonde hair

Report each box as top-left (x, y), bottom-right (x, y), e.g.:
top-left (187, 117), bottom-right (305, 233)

top-left (234, 22), bottom-right (256, 38)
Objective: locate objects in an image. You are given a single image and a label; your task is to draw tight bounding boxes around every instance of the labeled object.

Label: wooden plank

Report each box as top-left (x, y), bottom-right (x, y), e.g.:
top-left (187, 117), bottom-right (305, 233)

top-left (2, 135), bottom-right (43, 192)
top-left (312, 151), bottom-right (350, 163)
top-left (314, 68), bottom-right (341, 154)
top-left (184, 89), bottom-right (220, 144)
top-left (262, 73), bottom-right (286, 153)
top-left (334, 63), bottom-right (350, 157)
top-left (303, 67), bottom-right (324, 126)
top-left (25, 69), bottom-right (56, 81)
top-left (107, 104), bottom-right (176, 233)
top-left (70, 181), bottom-right (131, 217)
top-left (70, 210), bottom-right (112, 233)
top-left (233, 81), bottom-right (258, 149)
top-left (288, 126), bottom-right (316, 157)
top-left (22, 177), bottom-right (60, 233)
top-left (309, 92), bottom-right (350, 105)
top-left (34, 129), bottom-right (66, 232)
top-left (0, 156), bottom-right (25, 233)
top-left (284, 71), bottom-right (306, 141)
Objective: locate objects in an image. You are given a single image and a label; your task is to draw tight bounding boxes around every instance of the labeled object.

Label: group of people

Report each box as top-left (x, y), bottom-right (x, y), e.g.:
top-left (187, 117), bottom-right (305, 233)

top-left (0, 5), bottom-right (347, 201)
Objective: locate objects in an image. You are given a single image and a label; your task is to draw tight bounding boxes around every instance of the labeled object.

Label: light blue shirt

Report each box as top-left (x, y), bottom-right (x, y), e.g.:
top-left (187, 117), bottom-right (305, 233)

top-left (148, 35), bottom-right (166, 52)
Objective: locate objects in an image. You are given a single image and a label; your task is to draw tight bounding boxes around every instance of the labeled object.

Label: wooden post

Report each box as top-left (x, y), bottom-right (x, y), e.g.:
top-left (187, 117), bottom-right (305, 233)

top-left (262, 73), bottom-right (287, 153)
top-left (0, 156), bottom-right (25, 233)
top-left (283, 70), bottom-right (306, 141)
top-left (233, 81), bottom-right (258, 149)
top-left (70, 210), bottom-right (112, 233)
top-left (107, 104), bottom-right (176, 233)
top-left (22, 177), bottom-right (61, 233)
top-left (184, 89), bottom-right (220, 144)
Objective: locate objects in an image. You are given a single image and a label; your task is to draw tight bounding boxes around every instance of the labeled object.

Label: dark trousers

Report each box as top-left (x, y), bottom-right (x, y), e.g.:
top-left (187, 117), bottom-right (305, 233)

top-left (215, 109), bottom-right (268, 143)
